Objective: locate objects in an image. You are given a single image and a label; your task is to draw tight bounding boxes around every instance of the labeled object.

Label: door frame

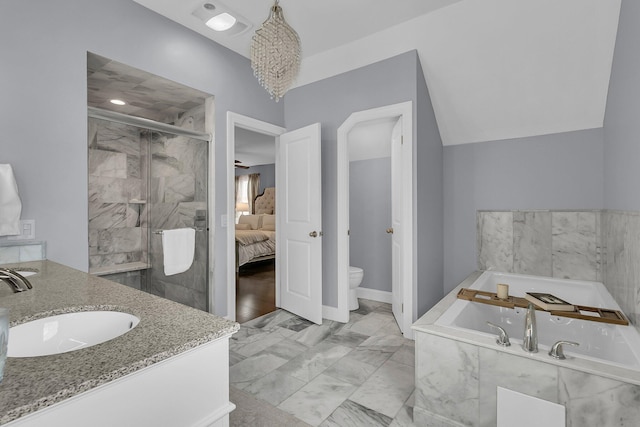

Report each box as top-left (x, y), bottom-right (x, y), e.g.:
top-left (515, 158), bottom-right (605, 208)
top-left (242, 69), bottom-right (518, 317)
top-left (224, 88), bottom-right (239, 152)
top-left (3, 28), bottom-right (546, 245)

top-left (336, 101), bottom-right (415, 338)
top-left (226, 112), bottom-right (286, 321)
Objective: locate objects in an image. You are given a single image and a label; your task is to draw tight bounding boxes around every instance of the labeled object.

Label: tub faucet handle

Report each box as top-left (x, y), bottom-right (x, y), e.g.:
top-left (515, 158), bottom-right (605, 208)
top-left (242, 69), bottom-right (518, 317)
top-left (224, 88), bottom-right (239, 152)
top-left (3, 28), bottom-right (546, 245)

top-left (487, 321), bottom-right (511, 347)
top-left (549, 340), bottom-right (579, 360)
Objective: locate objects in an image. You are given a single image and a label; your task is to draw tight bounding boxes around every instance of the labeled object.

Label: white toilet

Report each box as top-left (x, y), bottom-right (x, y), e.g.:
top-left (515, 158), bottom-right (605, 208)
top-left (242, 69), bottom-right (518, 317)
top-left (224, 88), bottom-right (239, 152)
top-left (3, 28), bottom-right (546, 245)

top-left (349, 266), bottom-right (364, 310)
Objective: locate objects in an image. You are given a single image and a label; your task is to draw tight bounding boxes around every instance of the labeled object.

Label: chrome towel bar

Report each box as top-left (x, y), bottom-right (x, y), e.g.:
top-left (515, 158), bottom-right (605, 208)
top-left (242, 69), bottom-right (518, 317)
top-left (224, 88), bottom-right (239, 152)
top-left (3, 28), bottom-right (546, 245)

top-left (154, 227), bottom-right (206, 235)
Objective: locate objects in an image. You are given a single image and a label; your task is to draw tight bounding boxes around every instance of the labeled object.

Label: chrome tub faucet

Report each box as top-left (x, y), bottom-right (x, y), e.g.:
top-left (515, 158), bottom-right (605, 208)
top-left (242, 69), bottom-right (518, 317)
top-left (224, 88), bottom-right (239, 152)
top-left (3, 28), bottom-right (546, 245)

top-left (0, 268), bottom-right (32, 293)
top-left (523, 303), bottom-right (538, 353)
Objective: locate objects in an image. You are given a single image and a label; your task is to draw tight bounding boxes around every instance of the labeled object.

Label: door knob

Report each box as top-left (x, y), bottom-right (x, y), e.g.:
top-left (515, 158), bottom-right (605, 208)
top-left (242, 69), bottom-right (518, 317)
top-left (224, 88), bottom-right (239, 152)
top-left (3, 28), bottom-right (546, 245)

top-left (309, 231), bottom-right (318, 238)
top-left (386, 228), bottom-right (394, 234)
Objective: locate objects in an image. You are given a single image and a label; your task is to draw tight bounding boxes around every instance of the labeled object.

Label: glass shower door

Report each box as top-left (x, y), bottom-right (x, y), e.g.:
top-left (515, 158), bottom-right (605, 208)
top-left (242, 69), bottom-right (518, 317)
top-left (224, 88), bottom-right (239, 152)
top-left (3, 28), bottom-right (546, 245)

top-left (146, 130), bottom-right (209, 311)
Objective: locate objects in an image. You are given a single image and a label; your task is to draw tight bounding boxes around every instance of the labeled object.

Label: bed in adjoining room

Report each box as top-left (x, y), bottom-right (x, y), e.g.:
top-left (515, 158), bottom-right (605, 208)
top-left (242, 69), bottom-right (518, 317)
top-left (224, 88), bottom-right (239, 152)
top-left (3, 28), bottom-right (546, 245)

top-left (235, 187), bottom-right (276, 270)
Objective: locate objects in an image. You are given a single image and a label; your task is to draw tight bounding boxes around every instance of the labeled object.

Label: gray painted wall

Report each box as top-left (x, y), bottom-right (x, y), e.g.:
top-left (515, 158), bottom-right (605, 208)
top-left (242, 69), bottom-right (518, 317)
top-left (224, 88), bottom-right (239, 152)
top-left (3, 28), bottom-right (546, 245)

top-left (416, 58), bottom-right (444, 317)
top-left (349, 158), bottom-right (392, 292)
top-left (235, 164), bottom-right (275, 196)
top-left (443, 128), bottom-right (605, 292)
top-left (604, 0), bottom-right (640, 211)
top-left (284, 51), bottom-right (419, 308)
top-left (285, 50), bottom-right (444, 318)
top-left (0, 0), bottom-right (283, 316)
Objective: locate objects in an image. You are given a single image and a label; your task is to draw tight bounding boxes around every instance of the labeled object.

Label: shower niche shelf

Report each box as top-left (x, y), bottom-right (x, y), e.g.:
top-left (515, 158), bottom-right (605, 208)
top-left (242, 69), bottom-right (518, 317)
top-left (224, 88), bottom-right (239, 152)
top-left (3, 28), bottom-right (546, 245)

top-left (91, 262), bottom-right (151, 276)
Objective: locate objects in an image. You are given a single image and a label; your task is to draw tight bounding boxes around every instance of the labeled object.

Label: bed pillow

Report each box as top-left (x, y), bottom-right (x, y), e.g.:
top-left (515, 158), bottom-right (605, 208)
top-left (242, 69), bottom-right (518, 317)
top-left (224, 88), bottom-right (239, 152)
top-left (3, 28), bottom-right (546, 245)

top-left (235, 223), bottom-right (251, 230)
top-left (238, 214), bottom-right (261, 230)
top-left (261, 215), bottom-right (275, 229)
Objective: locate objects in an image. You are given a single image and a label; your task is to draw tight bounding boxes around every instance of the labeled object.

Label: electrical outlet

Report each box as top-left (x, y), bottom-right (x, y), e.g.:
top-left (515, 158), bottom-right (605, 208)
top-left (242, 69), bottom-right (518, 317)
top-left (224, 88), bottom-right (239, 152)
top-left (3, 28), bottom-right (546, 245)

top-left (7, 220), bottom-right (36, 240)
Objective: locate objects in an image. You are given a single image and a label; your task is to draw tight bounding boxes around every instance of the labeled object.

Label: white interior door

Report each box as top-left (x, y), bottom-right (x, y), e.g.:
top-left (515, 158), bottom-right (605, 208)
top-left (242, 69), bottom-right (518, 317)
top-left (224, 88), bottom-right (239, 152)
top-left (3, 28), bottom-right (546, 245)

top-left (277, 123), bottom-right (323, 324)
top-left (391, 118), bottom-right (403, 332)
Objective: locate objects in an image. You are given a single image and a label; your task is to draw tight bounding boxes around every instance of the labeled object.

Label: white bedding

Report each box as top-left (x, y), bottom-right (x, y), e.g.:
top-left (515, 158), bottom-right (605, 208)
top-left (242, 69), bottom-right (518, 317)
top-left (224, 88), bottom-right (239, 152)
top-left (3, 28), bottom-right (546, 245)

top-left (236, 230), bottom-right (276, 267)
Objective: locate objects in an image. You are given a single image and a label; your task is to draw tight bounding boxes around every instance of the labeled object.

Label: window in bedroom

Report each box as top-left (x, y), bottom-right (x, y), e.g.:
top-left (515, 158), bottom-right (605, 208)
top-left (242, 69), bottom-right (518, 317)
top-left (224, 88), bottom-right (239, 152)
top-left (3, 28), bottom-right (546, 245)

top-left (235, 173), bottom-right (260, 222)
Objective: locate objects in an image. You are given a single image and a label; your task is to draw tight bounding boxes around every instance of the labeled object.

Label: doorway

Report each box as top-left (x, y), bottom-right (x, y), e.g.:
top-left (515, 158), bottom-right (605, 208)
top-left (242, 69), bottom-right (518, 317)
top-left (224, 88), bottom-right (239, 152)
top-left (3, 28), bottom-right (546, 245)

top-left (226, 113), bottom-right (285, 322)
top-left (233, 127), bottom-right (277, 323)
top-left (336, 102), bottom-right (415, 338)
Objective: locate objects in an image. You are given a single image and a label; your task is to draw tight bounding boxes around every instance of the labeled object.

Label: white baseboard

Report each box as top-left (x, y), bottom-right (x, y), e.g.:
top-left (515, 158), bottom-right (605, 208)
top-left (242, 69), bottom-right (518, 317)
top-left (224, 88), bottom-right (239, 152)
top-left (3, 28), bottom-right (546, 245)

top-left (356, 287), bottom-right (393, 304)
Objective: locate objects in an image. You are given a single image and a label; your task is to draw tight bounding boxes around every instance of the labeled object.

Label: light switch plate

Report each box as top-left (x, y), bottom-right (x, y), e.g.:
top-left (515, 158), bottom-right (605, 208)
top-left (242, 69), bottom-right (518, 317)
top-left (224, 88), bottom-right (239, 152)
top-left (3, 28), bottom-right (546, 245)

top-left (7, 220), bottom-right (36, 240)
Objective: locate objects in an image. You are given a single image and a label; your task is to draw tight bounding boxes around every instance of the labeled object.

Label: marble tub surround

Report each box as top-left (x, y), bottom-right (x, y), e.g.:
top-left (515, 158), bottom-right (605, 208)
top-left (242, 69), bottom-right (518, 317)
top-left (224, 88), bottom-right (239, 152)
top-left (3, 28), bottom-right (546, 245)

top-left (478, 209), bottom-right (640, 333)
top-left (603, 210), bottom-right (640, 328)
top-left (0, 260), bottom-right (238, 425)
top-left (413, 331), bottom-right (640, 427)
top-left (478, 210), bottom-right (602, 281)
top-left (412, 272), bottom-right (640, 426)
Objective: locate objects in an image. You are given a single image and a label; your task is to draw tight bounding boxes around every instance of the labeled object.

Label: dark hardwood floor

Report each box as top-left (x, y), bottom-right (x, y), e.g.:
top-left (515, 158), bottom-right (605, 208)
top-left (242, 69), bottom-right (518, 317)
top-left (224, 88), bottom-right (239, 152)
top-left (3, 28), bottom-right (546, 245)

top-left (235, 259), bottom-right (276, 324)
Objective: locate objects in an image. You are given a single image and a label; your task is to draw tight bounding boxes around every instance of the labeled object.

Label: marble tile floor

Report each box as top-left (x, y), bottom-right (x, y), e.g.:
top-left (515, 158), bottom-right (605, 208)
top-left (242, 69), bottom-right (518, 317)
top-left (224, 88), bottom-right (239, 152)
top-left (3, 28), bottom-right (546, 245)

top-left (229, 299), bottom-right (416, 426)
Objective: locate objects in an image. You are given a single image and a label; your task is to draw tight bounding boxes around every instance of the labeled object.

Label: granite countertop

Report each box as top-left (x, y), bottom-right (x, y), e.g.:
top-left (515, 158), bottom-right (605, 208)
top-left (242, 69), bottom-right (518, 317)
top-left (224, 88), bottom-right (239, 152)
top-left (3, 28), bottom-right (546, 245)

top-left (0, 260), bottom-right (239, 425)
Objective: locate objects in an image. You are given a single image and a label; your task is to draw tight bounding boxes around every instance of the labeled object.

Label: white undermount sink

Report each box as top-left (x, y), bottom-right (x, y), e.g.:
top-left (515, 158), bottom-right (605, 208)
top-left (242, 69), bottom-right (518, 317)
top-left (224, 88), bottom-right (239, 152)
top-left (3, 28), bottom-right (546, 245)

top-left (8, 311), bottom-right (140, 357)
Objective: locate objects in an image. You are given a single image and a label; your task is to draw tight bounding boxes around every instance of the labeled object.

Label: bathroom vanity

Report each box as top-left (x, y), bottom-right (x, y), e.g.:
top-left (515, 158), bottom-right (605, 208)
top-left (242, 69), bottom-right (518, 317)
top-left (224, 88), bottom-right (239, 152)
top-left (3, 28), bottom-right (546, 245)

top-left (0, 260), bottom-right (239, 426)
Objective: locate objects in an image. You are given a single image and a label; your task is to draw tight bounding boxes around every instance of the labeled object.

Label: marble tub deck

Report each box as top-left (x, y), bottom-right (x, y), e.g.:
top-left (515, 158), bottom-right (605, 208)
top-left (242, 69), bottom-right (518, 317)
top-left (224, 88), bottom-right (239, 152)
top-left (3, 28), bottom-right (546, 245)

top-left (230, 300), bottom-right (415, 427)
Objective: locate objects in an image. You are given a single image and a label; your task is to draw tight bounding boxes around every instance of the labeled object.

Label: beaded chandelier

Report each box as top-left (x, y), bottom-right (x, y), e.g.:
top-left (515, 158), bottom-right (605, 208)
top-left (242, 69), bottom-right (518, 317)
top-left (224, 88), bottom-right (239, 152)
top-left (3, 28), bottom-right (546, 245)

top-left (250, 0), bottom-right (301, 102)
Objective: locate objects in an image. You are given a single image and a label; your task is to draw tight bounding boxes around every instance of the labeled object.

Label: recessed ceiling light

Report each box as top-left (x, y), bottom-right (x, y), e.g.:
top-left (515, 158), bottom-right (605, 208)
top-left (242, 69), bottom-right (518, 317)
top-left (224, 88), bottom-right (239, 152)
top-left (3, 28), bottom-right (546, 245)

top-left (110, 99), bottom-right (126, 106)
top-left (206, 12), bottom-right (236, 31)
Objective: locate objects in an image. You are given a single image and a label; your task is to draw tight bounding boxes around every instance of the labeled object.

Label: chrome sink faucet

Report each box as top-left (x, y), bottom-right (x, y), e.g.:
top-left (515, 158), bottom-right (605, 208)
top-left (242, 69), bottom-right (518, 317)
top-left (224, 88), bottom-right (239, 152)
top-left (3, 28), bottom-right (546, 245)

top-left (523, 303), bottom-right (538, 353)
top-left (0, 268), bottom-right (32, 293)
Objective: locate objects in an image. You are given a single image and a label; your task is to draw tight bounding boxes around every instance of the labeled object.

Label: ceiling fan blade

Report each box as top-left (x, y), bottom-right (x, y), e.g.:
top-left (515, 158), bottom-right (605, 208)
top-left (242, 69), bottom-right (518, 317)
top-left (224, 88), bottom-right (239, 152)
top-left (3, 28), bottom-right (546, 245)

top-left (235, 165), bottom-right (250, 169)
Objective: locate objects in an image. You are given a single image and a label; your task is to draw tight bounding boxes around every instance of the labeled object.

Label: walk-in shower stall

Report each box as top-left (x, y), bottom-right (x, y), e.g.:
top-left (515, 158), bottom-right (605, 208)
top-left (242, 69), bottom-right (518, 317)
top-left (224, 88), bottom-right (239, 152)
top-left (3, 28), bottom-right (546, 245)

top-left (87, 107), bottom-right (211, 311)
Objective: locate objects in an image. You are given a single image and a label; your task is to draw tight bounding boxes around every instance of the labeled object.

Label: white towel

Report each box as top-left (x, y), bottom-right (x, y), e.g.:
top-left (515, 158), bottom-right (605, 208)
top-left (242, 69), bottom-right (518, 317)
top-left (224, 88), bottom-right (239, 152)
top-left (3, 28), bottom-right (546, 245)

top-left (162, 228), bottom-right (196, 276)
top-left (0, 164), bottom-right (22, 236)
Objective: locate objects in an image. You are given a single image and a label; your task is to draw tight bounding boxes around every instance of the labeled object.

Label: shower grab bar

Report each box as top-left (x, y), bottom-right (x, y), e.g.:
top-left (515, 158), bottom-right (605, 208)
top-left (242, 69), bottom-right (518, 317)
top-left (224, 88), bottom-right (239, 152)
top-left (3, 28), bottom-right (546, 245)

top-left (153, 227), bottom-right (206, 235)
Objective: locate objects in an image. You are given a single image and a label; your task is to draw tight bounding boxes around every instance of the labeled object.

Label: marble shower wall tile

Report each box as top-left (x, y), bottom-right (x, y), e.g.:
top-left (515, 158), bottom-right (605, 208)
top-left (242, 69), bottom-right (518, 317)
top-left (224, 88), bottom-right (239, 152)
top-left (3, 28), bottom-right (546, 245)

top-left (477, 211), bottom-right (513, 272)
top-left (551, 211), bottom-right (599, 281)
top-left (88, 120), bottom-right (144, 272)
top-left (95, 120), bottom-right (141, 155)
top-left (89, 176), bottom-right (143, 204)
top-left (145, 105), bottom-right (209, 311)
top-left (89, 149), bottom-right (127, 178)
top-left (88, 105), bottom-right (208, 312)
top-left (513, 211), bottom-right (552, 276)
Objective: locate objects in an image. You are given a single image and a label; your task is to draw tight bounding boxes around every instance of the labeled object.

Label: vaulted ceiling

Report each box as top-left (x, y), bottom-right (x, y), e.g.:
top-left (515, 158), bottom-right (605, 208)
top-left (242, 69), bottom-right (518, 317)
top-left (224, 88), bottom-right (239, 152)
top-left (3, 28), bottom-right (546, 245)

top-left (132, 0), bottom-right (621, 146)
